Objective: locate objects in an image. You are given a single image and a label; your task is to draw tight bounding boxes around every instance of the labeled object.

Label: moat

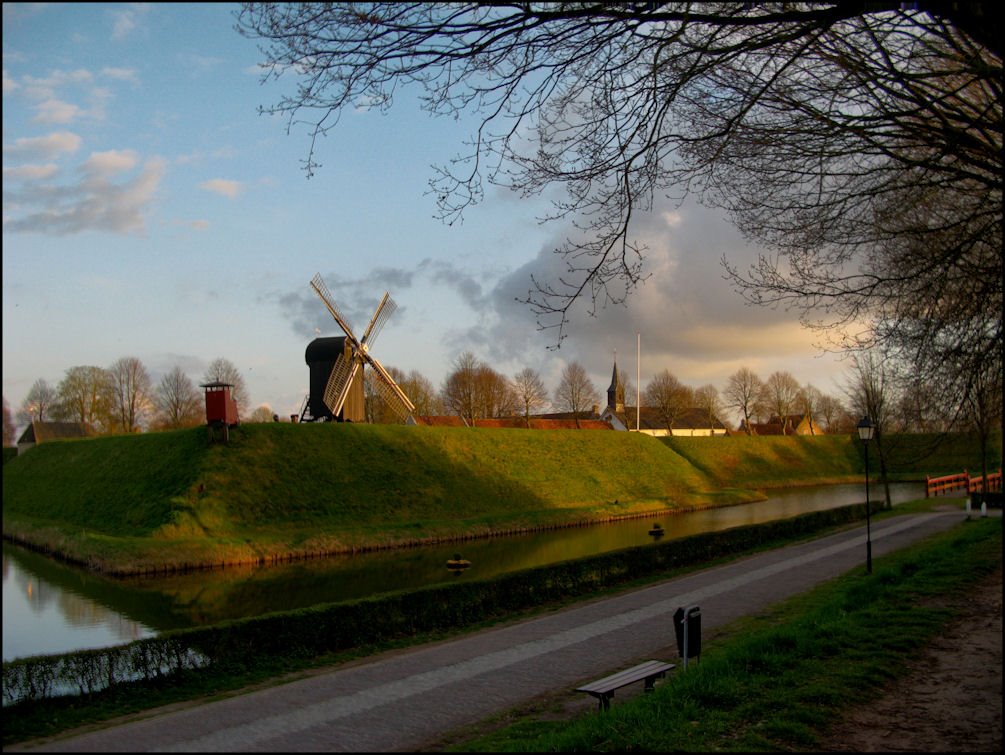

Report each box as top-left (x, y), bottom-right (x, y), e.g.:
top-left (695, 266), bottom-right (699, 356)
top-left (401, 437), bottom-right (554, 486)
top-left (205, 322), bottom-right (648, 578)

top-left (3, 482), bottom-right (929, 662)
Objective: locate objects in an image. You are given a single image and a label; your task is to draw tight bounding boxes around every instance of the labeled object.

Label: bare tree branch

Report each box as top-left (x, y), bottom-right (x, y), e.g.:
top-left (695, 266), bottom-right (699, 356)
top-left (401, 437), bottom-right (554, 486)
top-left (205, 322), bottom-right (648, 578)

top-left (237, 1), bottom-right (1001, 387)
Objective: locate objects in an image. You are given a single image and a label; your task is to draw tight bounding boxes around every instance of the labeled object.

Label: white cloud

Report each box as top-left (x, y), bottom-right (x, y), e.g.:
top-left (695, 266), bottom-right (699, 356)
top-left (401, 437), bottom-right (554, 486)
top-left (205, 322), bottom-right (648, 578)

top-left (6, 68), bottom-right (132, 124)
top-left (199, 178), bottom-right (242, 198)
top-left (3, 155), bottom-right (166, 236)
top-left (82, 149), bottom-right (139, 179)
top-left (85, 86), bottom-right (112, 122)
top-left (2, 68), bottom-right (18, 94)
top-left (110, 5), bottom-right (151, 41)
top-left (279, 260), bottom-right (486, 339)
top-left (112, 13), bottom-right (136, 39)
top-left (2, 131), bottom-right (82, 160)
top-left (100, 67), bottom-right (138, 83)
top-left (32, 98), bottom-right (82, 124)
top-left (180, 53), bottom-right (223, 71)
top-left (3, 163), bottom-right (59, 181)
top-left (443, 195), bottom-right (855, 401)
top-left (177, 146), bottom-right (238, 166)
top-left (21, 69), bottom-right (94, 100)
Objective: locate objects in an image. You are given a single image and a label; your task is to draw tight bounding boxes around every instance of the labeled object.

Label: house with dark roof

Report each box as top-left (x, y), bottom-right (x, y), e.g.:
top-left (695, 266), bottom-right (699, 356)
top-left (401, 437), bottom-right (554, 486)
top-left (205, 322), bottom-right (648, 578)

top-left (599, 358), bottom-right (729, 437)
top-left (738, 414), bottom-right (824, 436)
top-left (603, 405), bottom-right (729, 436)
top-left (16, 421), bottom-right (95, 455)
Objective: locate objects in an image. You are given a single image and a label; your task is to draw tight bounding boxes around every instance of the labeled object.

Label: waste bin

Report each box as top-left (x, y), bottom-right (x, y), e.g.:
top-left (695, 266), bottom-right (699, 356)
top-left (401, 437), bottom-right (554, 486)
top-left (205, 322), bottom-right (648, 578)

top-left (673, 605), bottom-right (701, 667)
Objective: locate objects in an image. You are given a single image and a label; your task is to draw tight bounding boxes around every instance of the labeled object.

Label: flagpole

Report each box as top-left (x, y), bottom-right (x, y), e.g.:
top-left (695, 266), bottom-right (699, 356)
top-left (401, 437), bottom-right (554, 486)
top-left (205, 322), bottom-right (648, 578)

top-left (636, 331), bottom-right (641, 432)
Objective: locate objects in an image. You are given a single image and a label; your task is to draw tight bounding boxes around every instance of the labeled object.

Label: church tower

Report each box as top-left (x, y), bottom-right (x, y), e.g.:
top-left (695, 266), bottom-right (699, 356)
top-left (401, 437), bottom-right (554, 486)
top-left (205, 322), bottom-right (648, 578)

top-left (607, 353), bottom-right (625, 413)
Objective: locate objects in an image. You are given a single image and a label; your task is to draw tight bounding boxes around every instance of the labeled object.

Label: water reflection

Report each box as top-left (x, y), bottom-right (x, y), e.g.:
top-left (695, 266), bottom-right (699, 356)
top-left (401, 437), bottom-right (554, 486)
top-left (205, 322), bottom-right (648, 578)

top-left (3, 482), bottom-right (928, 662)
top-left (3, 549), bottom-right (155, 662)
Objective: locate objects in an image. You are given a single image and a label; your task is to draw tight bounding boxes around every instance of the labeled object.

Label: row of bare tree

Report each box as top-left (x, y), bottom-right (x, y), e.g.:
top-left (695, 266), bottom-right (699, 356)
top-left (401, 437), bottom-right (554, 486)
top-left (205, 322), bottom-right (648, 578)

top-left (4, 357), bottom-right (250, 439)
top-left (4, 346), bottom-right (998, 450)
top-left (363, 351), bottom-right (995, 438)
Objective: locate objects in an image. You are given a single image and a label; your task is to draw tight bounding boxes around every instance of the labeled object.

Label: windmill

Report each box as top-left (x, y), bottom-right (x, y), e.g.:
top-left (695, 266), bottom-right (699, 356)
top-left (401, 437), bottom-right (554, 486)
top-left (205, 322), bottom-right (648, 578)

top-left (304, 273), bottom-right (415, 423)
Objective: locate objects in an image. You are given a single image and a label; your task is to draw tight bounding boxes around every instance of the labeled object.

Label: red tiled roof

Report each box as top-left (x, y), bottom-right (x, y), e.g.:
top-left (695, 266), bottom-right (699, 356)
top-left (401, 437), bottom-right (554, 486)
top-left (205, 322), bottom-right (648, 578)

top-left (410, 415), bottom-right (468, 427)
top-left (410, 415), bottom-right (612, 430)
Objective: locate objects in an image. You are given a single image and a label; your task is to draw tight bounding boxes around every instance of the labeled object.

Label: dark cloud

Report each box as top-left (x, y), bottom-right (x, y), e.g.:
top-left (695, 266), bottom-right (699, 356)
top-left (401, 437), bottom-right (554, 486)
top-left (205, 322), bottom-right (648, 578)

top-left (279, 196), bottom-right (848, 402)
top-left (458, 196), bottom-right (839, 391)
top-left (279, 260), bottom-right (484, 339)
top-left (418, 258), bottom-right (484, 309)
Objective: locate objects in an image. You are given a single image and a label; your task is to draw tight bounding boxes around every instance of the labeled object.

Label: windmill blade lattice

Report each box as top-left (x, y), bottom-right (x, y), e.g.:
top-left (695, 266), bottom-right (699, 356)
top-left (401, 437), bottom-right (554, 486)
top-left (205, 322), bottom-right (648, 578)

top-left (365, 352), bottom-right (415, 418)
top-left (310, 274), bottom-right (358, 346)
top-left (361, 292), bottom-right (396, 347)
top-left (322, 352), bottom-right (359, 417)
top-left (369, 369), bottom-right (414, 421)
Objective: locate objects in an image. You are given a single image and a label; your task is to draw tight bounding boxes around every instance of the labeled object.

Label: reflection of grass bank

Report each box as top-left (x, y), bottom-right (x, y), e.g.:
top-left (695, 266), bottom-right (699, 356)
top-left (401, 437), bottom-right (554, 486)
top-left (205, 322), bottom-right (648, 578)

top-left (3, 424), bottom-right (995, 575)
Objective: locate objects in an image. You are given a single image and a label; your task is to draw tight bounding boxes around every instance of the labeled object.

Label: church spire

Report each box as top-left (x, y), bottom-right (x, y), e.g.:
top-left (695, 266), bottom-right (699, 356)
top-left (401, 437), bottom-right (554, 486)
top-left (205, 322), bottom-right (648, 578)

top-left (607, 351), bottom-right (624, 412)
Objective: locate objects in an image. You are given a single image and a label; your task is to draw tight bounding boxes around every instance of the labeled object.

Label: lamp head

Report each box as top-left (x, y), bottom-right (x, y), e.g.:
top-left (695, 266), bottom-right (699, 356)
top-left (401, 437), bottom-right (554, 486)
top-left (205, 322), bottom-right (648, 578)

top-left (857, 415), bottom-right (874, 442)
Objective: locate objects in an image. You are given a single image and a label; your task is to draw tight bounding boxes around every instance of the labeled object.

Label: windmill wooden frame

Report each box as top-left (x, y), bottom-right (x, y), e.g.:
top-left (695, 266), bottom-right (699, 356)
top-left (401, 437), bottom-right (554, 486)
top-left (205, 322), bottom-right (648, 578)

top-left (308, 273), bottom-right (415, 422)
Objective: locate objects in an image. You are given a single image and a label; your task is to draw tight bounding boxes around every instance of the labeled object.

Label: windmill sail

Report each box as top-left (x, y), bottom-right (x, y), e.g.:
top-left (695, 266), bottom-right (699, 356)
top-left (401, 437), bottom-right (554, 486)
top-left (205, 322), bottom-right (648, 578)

top-left (322, 352), bottom-right (358, 417)
top-left (311, 274), bottom-right (358, 346)
top-left (365, 352), bottom-right (415, 418)
top-left (368, 368), bottom-right (414, 421)
top-left (361, 292), bottom-right (396, 347)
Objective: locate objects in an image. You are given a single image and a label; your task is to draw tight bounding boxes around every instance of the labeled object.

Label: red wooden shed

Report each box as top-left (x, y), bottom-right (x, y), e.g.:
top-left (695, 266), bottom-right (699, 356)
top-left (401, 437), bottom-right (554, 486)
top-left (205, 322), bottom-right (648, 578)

top-left (200, 381), bottom-right (239, 440)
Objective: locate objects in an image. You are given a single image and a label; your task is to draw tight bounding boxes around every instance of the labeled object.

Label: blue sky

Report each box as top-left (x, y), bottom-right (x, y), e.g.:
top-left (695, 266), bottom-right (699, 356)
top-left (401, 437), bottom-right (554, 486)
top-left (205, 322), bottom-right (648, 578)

top-left (3, 3), bottom-right (856, 427)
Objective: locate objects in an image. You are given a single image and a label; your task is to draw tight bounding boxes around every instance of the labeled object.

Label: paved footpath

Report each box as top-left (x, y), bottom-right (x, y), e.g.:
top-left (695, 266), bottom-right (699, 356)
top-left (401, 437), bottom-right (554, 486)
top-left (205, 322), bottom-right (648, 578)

top-left (15, 511), bottom-right (977, 753)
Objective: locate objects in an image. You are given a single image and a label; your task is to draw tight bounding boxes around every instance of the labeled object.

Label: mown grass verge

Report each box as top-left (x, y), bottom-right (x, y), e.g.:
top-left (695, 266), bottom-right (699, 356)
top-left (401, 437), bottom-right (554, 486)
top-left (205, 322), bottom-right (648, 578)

top-left (445, 516), bottom-right (1001, 752)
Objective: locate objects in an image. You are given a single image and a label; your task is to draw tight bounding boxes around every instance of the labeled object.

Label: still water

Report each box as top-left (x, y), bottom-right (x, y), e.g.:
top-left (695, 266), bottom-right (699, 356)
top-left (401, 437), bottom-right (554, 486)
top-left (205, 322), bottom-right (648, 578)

top-left (3, 482), bottom-right (929, 662)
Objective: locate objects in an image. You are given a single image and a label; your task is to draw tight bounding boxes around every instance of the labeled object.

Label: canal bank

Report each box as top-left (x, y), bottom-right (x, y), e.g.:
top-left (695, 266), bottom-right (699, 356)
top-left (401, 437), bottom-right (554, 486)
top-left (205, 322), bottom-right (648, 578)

top-left (8, 509), bottom-right (989, 752)
top-left (3, 482), bottom-right (927, 662)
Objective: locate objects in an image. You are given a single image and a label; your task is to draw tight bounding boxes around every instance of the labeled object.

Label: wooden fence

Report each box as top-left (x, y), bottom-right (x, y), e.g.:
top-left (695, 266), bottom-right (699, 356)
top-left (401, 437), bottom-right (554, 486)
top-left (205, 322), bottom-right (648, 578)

top-left (926, 469), bottom-right (1002, 497)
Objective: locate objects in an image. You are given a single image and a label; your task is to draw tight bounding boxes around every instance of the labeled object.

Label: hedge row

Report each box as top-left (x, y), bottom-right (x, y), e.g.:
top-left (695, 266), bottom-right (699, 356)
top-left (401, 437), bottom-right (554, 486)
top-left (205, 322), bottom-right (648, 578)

top-left (2, 639), bottom-right (208, 706)
top-left (3, 503), bottom-right (870, 707)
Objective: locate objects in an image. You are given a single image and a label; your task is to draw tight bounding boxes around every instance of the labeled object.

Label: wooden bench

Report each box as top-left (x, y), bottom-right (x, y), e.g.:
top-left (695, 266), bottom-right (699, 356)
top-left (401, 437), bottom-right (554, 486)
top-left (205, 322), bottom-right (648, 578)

top-left (575, 660), bottom-right (676, 711)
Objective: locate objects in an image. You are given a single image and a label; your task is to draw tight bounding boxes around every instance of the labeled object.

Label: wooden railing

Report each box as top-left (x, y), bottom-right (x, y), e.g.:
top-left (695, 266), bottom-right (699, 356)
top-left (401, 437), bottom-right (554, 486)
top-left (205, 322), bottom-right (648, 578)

top-left (926, 469), bottom-right (1002, 497)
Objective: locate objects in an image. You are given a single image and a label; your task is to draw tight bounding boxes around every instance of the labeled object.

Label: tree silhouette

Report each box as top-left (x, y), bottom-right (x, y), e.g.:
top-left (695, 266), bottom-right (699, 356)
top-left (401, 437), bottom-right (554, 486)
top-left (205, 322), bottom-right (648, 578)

top-left (554, 362), bottom-right (600, 427)
top-left (237, 2), bottom-right (1001, 369)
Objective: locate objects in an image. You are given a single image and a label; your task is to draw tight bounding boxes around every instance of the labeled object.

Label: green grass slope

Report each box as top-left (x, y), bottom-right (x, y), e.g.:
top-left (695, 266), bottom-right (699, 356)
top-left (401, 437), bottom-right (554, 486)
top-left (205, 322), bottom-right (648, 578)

top-left (4, 424), bottom-right (995, 575)
top-left (664, 434), bottom-right (863, 489)
top-left (3, 424), bottom-right (737, 573)
top-left (665, 430), bottom-right (1001, 489)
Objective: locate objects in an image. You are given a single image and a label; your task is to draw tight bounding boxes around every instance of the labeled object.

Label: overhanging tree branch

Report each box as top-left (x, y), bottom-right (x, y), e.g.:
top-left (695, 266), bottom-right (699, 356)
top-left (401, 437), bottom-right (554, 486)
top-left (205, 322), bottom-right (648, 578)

top-left (237, 2), bottom-right (1001, 406)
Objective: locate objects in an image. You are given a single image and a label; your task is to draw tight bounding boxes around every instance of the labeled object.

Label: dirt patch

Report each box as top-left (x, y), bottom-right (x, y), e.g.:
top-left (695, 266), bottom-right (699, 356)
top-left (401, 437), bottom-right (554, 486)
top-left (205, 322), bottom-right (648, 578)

top-left (818, 565), bottom-right (1003, 753)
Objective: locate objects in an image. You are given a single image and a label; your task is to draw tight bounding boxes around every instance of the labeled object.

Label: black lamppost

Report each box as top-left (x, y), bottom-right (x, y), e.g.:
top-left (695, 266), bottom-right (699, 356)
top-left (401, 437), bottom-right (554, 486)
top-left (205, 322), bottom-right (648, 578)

top-left (857, 416), bottom-right (875, 574)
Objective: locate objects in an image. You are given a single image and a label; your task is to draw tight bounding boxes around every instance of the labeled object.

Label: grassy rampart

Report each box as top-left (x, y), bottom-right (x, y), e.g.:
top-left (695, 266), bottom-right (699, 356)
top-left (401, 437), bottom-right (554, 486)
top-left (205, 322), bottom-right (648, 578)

top-left (3, 424), bottom-right (736, 573)
top-left (665, 430), bottom-right (1000, 487)
top-left (3, 424), bottom-right (997, 575)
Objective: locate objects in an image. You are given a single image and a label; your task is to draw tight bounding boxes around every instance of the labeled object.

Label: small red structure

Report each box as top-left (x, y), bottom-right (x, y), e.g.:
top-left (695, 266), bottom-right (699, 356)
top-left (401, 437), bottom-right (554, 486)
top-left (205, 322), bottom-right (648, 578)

top-left (201, 381), bottom-right (239, 442)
